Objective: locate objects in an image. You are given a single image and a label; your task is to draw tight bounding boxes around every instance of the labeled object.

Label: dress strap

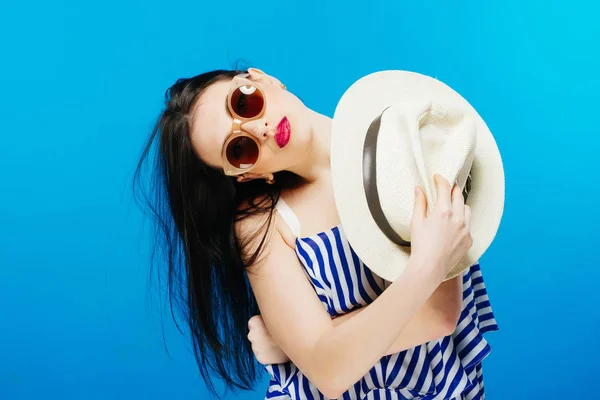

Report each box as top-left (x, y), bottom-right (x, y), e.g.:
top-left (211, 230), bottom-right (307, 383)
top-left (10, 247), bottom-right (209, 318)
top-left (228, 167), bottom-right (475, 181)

top-left (275, 197), bottom-right (302, 238)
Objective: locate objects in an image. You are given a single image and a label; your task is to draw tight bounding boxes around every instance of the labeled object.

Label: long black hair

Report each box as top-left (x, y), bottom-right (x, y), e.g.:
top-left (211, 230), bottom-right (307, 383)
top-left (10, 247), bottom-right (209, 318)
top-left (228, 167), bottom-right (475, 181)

top-left (132, 69), bottom-right (301, 396)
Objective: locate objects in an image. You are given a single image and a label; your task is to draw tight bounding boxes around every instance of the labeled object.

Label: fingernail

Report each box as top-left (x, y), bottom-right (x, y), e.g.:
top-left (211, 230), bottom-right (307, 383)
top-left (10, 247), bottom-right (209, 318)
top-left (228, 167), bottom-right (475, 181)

top-left (414, 186), bottom-right (419, 196)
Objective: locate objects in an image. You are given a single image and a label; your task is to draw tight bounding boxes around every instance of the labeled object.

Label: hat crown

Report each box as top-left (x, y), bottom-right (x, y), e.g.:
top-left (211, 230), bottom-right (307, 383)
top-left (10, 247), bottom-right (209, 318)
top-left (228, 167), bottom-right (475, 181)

top-left (375, 100), bottom-right (477, 241)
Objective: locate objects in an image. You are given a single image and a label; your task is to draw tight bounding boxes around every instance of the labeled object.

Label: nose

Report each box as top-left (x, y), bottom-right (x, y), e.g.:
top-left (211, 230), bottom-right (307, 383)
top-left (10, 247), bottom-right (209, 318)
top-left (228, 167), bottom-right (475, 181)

top-left (240, 117), bottom-right (270, 142)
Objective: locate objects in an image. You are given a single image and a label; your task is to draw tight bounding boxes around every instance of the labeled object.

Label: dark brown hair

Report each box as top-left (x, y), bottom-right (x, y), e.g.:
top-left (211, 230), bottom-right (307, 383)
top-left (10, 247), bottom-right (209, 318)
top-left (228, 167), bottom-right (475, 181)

top-left (132, 69), bottom-right (300, 397)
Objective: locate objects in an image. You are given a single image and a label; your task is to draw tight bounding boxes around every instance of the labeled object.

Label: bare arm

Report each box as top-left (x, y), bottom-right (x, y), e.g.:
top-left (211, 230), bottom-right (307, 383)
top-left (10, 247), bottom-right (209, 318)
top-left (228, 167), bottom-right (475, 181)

top-left (248, 277), bottom-right (462, 365)
top-left (244, 219), bottom-right (444, 398)
top-left (244, 177), bottom-right (471, 398)
top-left (248, 273), bottom-right (462, 365)
top-left (332, 274), bottom-right (462, 355)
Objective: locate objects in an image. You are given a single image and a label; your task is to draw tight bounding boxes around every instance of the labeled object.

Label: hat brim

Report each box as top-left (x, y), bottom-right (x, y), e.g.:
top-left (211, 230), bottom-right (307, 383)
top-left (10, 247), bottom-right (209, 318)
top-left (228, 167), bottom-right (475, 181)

top-left (331, 70), bottom-right (505, 281)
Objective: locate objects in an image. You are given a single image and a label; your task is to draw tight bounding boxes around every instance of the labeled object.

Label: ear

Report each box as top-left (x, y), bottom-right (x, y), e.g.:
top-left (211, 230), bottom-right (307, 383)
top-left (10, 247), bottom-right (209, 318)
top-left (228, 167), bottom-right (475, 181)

top-left (247, 67), bottom-right (265, 78)
top-left (236, 172), bottom-right (275, 184)
top-left (247, 68), bottom-right (284, 88)
top-left (236, 173), bottom-right (262, 183)
top-left (247, 68), bottom-right (266, 82)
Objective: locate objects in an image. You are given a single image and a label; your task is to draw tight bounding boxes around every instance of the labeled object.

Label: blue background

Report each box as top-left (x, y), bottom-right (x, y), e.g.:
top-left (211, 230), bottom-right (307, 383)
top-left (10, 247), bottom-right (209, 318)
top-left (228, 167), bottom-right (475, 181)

top-left (1, 0), bottom-right (599, 399)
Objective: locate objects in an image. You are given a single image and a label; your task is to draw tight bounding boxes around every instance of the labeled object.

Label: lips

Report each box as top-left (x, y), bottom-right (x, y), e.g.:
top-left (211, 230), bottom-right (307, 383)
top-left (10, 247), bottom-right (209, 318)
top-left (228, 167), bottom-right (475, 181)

top-left (275, 117), bottom-right (290, 148)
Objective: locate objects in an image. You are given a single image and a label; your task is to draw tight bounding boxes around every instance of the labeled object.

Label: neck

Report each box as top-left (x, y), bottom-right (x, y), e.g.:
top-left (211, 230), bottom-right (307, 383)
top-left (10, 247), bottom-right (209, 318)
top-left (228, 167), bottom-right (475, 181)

top-left (288, 109), bottom-right (332, 183)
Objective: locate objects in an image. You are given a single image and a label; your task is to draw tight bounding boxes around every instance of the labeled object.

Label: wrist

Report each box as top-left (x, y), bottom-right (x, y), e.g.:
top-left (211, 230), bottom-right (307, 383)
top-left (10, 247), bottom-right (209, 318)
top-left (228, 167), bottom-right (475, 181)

top-left (407, 254), bottom-right (445, 287)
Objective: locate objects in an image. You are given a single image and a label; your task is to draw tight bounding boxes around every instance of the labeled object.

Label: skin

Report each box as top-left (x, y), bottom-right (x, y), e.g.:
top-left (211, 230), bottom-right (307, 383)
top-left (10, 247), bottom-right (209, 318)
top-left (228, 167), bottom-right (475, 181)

top-left (190, 69), bottom-right (471, 398)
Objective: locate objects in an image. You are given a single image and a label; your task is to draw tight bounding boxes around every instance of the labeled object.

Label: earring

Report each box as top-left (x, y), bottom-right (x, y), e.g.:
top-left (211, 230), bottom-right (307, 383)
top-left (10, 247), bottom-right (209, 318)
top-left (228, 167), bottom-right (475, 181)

top-left (264, 173), bottom-right (275, 184)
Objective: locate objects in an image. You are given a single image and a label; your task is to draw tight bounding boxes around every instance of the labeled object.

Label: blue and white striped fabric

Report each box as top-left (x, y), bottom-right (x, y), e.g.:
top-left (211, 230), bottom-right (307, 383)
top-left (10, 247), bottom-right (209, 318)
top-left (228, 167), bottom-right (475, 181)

top-left (265, 200), bottom-right (498, 400)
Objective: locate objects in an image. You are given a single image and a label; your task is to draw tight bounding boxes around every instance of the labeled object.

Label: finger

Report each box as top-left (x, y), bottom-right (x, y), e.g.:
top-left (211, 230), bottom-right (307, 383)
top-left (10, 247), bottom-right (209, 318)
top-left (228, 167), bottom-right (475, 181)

top-left (248, 315), bottom-right (265, 332)
top-left (412, 186), bottom-right (427, 226)
top-left (433, 174), bottom-right (452, 209)
top-left (464, 205), bottom-right (472, 228)
top-left (451, 184), bottom-right (465, 217)
top-left (248, 316), bottom-right (258, 330)
top-left (255, 315), bottom-right (265, 328)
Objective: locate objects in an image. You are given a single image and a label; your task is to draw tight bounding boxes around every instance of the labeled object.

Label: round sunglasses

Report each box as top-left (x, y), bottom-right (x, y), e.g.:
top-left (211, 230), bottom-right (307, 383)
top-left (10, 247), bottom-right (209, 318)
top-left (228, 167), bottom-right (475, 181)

top-left (222, 74), bottom-right (268, 176)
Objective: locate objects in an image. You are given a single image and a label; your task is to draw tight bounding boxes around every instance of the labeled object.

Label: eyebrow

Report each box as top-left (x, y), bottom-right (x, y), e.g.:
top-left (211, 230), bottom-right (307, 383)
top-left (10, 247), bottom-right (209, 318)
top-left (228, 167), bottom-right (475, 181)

top-left (220, 98), bottom-right (233, 153)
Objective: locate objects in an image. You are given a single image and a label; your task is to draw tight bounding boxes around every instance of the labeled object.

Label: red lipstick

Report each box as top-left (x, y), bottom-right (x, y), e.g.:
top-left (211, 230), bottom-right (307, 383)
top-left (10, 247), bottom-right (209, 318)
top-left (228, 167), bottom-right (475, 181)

top-left (275, 117), bottom-right (290, 148)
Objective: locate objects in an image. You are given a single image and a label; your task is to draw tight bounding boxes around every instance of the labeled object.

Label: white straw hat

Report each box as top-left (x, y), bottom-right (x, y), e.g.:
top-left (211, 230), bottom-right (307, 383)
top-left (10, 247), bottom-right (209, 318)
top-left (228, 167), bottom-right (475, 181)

top-left (330, 70), bottom-right (505, 281)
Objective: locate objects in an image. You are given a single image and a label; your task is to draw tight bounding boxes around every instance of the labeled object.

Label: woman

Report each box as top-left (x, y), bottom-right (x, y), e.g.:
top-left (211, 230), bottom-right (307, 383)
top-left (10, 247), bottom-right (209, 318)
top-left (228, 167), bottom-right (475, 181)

top-left (133, 67), bottom-right (498, 399)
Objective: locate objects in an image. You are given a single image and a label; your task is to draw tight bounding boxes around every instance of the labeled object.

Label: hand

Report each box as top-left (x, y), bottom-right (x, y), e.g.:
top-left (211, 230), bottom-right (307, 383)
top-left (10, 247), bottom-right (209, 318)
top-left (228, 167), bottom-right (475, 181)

top-left (410, 174), bottom-right (473, 282)
top-left (247, 315), bottom-right (290, 365)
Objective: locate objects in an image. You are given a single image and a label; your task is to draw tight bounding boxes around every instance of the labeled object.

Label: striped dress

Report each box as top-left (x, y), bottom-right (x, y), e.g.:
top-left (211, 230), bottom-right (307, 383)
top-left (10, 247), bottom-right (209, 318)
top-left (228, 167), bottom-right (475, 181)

top-left (265, 198), bottom-right (499, 400)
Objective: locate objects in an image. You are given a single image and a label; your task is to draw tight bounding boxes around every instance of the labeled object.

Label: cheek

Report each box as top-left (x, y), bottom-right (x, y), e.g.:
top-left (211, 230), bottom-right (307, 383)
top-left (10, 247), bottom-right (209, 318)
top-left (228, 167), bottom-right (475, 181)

top-left (253, 145), bottom-right (291, 172)
top-left (277, 91), bottom-right (306, 118)
top-left (290, 114), bottom-right (313, 146)
top-left (252, 147), bottom-right (277, 172)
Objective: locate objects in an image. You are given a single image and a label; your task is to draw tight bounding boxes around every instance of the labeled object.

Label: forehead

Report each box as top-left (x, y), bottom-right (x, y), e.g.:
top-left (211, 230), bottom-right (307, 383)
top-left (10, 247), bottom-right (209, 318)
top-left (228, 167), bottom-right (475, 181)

top-left (190, 79), bottom-right (232, 168)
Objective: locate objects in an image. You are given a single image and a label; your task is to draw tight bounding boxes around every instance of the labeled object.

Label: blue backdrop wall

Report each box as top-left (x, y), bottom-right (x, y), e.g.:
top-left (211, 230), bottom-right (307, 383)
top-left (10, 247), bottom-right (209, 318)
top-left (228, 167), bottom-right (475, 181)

top-left (1, 1), bottom-right (599, 399)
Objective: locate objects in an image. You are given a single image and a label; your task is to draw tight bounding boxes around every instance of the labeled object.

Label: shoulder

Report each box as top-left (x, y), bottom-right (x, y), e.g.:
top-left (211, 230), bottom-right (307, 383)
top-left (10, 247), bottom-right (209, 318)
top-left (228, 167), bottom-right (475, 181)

top-left (235, 195), bottom-right (274, 242)
top-left (235, 195), bottom-right (296, 265)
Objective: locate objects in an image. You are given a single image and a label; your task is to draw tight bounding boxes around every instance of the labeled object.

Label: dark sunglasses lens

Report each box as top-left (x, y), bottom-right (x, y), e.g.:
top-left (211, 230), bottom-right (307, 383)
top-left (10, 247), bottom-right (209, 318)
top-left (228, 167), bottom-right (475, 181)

top-left (230, 85), bottom-right (264, 119)
top-left (226, 136), bottom-right (259, 169)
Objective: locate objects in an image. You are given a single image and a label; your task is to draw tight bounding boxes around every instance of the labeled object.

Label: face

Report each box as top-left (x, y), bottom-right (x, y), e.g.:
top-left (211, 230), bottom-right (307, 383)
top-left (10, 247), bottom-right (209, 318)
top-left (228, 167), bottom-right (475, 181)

top-left (190, 69), bottom-right (314, 179)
